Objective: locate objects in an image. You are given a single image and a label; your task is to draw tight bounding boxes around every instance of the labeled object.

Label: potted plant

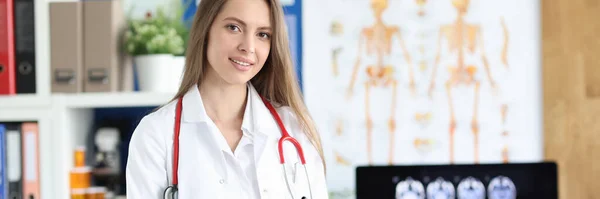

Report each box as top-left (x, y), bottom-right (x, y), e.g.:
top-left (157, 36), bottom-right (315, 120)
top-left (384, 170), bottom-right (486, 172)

top-left (123, 4), bottom-right (186, 92)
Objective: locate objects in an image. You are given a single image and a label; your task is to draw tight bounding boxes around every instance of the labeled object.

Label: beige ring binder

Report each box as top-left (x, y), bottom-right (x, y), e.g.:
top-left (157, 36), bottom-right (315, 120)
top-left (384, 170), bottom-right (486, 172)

top-left (50, 1), bottom-right (83, 93)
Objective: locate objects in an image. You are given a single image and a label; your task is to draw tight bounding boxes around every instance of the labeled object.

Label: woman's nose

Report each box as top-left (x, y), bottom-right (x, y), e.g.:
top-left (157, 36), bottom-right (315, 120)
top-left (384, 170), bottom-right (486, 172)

top-left (238, 35), bottom-right (255, 54)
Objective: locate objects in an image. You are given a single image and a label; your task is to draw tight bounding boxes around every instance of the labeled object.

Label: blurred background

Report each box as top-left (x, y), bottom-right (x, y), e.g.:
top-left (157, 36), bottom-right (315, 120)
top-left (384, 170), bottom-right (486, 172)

top-left (0, 0), bottom-right (597, 198)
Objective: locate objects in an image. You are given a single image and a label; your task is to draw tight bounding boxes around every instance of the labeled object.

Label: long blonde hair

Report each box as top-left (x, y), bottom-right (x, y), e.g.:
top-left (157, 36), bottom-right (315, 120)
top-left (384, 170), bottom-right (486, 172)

top-left (172, 0), bottom-right (326, 171)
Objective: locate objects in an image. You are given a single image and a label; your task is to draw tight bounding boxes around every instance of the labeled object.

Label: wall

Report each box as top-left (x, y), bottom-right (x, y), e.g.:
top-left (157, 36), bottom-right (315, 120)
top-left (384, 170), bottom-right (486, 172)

top-left (120, 0), bottom-right (600, 197)
top-left (122, 0), bottom-right (170, 19)
top-left (542, 0), bottom-right (600, 198)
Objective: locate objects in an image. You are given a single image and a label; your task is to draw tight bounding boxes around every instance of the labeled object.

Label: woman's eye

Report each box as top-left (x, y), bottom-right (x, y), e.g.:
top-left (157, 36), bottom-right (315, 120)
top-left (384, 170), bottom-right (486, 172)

top-left (258, 32), bottom-right (271, 39)
top-left (227, 24), bottom-right (240, 32)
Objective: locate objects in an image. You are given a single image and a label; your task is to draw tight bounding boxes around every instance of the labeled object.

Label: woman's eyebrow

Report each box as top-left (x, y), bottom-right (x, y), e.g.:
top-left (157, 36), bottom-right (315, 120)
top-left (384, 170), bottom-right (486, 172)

top-left (258, 26), bottom-right (272, 31)
top-left (223, 16), bottom-right (271, 31)
top-left (223, 17), bottom-right (247, 27)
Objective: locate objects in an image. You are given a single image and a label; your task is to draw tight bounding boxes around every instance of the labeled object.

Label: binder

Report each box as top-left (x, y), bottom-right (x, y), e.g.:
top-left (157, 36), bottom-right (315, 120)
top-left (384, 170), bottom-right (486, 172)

top-left (50, 1), bottom-right (83, 93)
top-left (120, 55), bottom-right (134, 92)
top-left (6, 123), bottom-right (22, 199)
top-left (83, 0), bottom-right (126, 92)
top-left (0, 0), bottom-right (16, 95)
top-left (21, 122), bottom-right (39, 199)
top-left (13, 0), bottom-right (36, 94)
top-left (0, 124), bottom-right (7, 199)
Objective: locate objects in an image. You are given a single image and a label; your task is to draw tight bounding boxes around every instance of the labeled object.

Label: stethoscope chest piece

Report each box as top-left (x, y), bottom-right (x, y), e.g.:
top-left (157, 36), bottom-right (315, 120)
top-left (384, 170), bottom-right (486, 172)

top-left (163, 185), bottom-right (178, 199)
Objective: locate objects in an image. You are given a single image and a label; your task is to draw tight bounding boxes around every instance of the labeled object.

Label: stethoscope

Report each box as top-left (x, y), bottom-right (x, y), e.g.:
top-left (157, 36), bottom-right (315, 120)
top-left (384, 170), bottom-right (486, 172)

top-left (163, 96), bottom-right (313, 199)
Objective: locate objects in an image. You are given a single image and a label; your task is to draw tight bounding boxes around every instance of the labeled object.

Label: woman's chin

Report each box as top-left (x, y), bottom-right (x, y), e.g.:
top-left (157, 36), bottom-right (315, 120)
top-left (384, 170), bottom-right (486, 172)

top-left (221, 75), bottom-right (253, 86)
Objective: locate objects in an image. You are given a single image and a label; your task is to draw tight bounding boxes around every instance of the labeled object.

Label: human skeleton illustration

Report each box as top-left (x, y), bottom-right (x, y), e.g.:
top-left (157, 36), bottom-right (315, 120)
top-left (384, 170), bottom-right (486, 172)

top-left (332, 48), bottom-right (343, 77)
top-left (501, 104), bottom-right (509, 163)
top-left (346, 0), bottom-right (416, 165)
top-left (415, 0), bottom-right (429, 72)
top-left (427, 0), bottom-right (508, 164)
top-left (415, 0), bottom-right (427, 16)
top-left (331, 21), bottom-right (344, 77)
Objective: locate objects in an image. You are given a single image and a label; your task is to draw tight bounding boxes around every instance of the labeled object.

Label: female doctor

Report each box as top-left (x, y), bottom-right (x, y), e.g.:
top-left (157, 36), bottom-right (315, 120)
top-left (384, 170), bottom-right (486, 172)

top-left (125, 0), bottom-right (329, 198)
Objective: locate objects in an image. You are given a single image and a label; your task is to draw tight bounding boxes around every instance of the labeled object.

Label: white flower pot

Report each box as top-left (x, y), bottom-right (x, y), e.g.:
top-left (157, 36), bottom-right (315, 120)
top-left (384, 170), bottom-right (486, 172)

top-left (134, 54), bottom-right (183, 92)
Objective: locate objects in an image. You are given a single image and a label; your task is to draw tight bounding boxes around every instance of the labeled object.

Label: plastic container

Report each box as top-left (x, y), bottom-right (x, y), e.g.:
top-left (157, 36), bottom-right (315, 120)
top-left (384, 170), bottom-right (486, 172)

top-left (71, 188), bottom-right (87, 199)
top-left (86, 187), bottom-right (106, 199)
top-left (75, 146), bottom-right (86, 167)
top-left (70, 167), bottom-right (91, 189)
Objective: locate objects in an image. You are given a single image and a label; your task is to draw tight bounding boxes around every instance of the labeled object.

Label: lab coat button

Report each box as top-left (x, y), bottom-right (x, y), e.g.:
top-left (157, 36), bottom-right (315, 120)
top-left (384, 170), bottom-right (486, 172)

top-left (219, 179), bottom-right (225, 184)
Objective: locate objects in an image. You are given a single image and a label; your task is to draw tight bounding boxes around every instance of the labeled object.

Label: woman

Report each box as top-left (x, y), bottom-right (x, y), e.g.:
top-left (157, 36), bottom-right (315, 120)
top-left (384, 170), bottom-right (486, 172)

top-left (125, 0), bottom-right (328, 198)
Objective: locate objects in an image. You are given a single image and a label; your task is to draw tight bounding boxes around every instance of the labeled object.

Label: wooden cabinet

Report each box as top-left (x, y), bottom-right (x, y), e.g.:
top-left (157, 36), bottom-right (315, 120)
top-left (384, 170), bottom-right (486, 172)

top-left (542, 1), bottom-right (600, 198)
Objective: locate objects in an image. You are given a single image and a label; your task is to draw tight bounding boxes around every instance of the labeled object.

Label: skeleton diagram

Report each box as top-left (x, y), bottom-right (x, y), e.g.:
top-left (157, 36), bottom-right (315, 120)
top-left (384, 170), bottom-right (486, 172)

top-left (331, 21), bottom-right (344, 77)
top-left (427, 0), bottom-right (507, 164)
top-left (346, 0), bottom-right (415, 165)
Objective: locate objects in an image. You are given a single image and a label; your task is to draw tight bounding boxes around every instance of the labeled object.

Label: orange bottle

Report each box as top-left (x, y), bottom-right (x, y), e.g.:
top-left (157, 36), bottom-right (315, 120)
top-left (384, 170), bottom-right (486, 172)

top-left (74, 146), bottom-right (86, 167)
top-left (71, 188), bottom-right (86, 199)
top-left (70, 147), bottom-right (91, 189)
top-left (70, 167), bottom-right (91, 189)
top-left (85, 187), bottom-right (107, 199)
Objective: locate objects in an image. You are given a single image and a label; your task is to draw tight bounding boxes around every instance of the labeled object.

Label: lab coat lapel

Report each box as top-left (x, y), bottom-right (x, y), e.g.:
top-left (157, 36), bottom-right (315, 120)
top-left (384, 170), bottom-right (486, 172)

top-left (179, 84), bottom-right (229, 180)
top-left (246, 84), bottom-right (284, 196)
top-left (247, 84), bottom-right (280, 166)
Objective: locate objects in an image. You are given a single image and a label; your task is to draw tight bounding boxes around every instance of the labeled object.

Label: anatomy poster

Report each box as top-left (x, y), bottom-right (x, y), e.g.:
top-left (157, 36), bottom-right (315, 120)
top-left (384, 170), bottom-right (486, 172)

top-left (302, 0), bottom-right (542, 197)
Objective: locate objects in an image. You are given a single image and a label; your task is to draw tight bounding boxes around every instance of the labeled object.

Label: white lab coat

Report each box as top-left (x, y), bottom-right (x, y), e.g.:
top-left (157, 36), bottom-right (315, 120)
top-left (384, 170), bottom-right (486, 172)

top-left (126, 83), bottom-right (329, 199)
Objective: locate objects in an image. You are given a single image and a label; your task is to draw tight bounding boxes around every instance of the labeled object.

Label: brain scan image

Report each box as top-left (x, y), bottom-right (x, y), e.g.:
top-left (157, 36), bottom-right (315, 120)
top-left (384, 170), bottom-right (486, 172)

top-left (395, 177), bottom-right (425, 199)
top-left (457, 177), bottom-right (486, 199)
top-left (426, 177), bottom-right (455, 199)
top-left (487, 176), bottom-right (517, 199)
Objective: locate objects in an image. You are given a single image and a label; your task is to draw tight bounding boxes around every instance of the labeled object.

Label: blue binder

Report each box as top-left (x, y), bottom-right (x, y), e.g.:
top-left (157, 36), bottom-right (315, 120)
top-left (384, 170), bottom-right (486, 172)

top-left (0, 124), bottom-right (6, 199)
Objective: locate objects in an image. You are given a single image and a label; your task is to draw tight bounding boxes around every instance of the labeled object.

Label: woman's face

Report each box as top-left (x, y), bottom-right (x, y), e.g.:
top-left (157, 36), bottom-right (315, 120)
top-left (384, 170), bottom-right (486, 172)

top-left (205, 0), bottom-right (272, 86)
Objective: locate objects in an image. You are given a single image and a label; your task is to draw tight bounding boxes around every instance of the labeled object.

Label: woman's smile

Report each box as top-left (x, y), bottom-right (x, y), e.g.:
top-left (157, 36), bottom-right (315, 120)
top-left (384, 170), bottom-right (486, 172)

top-left (229, 57), bottom-right (255, 71)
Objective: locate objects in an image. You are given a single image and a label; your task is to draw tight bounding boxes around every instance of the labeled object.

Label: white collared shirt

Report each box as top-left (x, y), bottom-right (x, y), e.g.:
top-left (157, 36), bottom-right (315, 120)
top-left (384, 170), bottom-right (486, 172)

top-left (208, 85), bottom-right (260, 199)
top-left (125, 83), bottom-right (329, 199)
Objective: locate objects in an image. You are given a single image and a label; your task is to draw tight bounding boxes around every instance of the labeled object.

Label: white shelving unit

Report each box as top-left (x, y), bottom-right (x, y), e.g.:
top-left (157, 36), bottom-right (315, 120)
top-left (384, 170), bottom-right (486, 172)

top-left (1, 94), bottom-right (173, 199)
top-left (59, 92), bottom-right (175, 109)
top-left (0, 94), bottom-right (51, 109)
top-left (51, 93), bottom-right (173, 199)
top-left (0, 0), bottom-right (178, 198)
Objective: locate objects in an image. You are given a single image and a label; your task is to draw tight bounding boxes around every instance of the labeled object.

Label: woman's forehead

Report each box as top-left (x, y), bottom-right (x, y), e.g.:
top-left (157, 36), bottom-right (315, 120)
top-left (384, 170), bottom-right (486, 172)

top-left (217, 0), bottom-right (272, 27)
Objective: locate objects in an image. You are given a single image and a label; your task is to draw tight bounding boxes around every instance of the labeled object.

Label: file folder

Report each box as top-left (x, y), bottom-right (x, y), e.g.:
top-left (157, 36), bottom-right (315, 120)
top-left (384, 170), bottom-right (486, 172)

top-left (13, 0), bottom-right (36, 94)
top-left (6, 123), bottom-right (22, 199)
top-left (0, 124), bottom-right (7, 199)
top-left (50, 1), bottom-right (83, 93)
top-left (83, 0), bottom-right (126, 92)
top-left (0, 0), bottom-right (16, 95)
top-left (21, 122), bottom-right (39, 199)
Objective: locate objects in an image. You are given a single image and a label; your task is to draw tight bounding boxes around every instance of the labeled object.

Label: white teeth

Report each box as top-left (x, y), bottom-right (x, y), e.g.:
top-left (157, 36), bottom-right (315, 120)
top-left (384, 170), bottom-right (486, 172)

top-left (230, 58), bottom-right (250, 66)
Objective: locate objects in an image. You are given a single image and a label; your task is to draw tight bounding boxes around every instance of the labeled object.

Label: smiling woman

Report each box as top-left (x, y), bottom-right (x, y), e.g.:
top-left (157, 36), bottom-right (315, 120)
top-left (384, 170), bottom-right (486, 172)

top-left (125, 0), bottom-right (329, 199)
top-left (204, 3), bottom-right (272, 85)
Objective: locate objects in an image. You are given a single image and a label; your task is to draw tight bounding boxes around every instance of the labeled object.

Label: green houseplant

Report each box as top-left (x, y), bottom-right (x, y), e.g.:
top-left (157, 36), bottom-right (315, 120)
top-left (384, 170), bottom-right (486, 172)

top-left (123, 1), bottom-right (190, 92)
top-left (124, 8), bottom-right (185, 56)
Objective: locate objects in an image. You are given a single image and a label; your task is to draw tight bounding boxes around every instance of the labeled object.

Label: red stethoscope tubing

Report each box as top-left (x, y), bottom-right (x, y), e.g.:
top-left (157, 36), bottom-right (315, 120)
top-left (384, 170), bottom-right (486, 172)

top-left (172, 97), bottom-right (183, 186)
top-left (260, 96), bottom-right (307, 165)
top-left (170, 96), bottom-right (306, 186)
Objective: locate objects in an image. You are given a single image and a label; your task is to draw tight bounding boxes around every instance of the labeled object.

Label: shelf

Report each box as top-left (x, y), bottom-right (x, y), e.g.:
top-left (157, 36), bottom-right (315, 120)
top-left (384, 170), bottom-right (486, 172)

top-left (0, 94), bottom-right (52, 109)
top-left (0, 108), bottom-right (50, 122)
top-left (0, 91), bottom-right (177, 110)
top-left (57, 91), bottom-right (176, 109)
